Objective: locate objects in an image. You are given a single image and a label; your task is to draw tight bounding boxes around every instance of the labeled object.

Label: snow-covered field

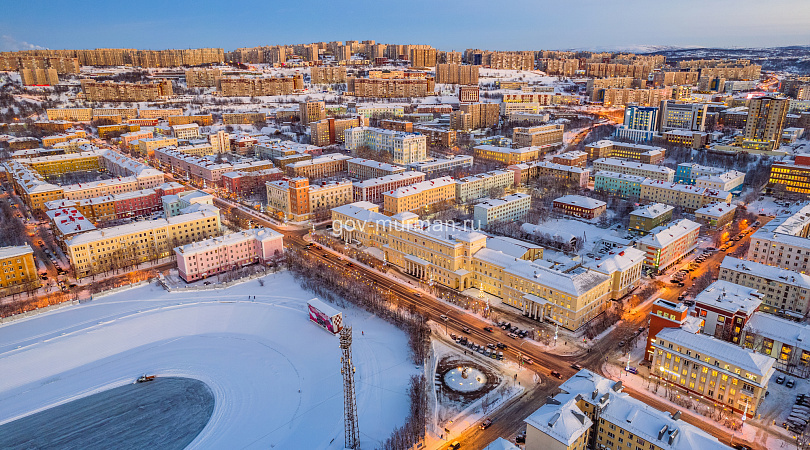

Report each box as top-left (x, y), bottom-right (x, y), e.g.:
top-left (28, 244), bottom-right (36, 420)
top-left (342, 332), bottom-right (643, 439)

top-left (0, 272), bottom-right (418, 449)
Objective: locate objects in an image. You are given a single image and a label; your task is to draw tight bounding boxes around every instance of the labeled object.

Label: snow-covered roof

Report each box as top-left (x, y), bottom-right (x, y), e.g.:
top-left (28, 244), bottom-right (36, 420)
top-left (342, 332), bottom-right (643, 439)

top-left (515, 160), bottom-right (589, 175)
top-left (0, 244), bottom-right (33, 261)
top-left (65, 208), bottom-right (218, 247)
top-left (640, 179), bottom-right (731, 199)
top-left (585, 247), bottom-right (645, 274)
top-left (744, 312), bottom-right (810, 350)
top-left (594, 158), bottom-right (675, 175)
top-left (693, 280), bottom-right (762, 315)
top-left (720, 256), bottom-right (810, 288)
top-left (175, 227), bottom-right (282, 256)
top-left (353, 171), bottom-right (424, 189)
top-left (503, 257), bottom-right (609, 297)
top-left (347, 158), bottom-right (406, 172)
top-left (594, 171), bottom-right (648, 183)
top-left (524, 398), bottom-right (592, 446)
top-left (482, 437), bottom-right (520, 450)
top-left (655, 328), bottom-right (775, 379)
top-left (46, 208), bottom-right (97, 235)
top-left (384, 177), bottom-right (455, 198)
top-left (637, 219), bottom-right (701, 249)
top-left (474, 193), bottom-right (530, 210)
top-left (331, 203), bottom-right (391, 226)
top-left (631, 203), bottom-right (674, 219)
top-left (694, 202), bottom-right (736, 218)
top-left (307, 298), bottom-right (341, 318)
top-left (474, 144), bottom-right (538, 154)
top-left (287, 153), bottom-right (351, 168)
top-left (553, 195), bottom-right (606, 210)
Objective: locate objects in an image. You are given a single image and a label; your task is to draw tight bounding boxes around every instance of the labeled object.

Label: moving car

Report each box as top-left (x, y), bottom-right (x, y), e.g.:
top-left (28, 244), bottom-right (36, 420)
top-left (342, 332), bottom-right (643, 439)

top-left (550, 370), bottom-right (562, 379)
top-left (480, 418), bottom-right (493, 430)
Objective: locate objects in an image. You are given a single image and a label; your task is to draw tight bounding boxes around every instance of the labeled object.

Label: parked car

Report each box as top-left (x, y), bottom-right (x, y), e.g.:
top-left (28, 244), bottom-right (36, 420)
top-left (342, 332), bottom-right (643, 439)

top-left (571, 364), bottom-right (583, 370)
top-left (508, 333), bottom-right (518, 339)
top-left (447, 442), bottom-right (461, 450)
top-left (625, 367), bottom-right (638, 374)
top-left (787, 378), bottom-right (796, 388)
top-left (776, 375), bottom-right (786, 384)
top-left (462, 327), bottom-right (471, 334)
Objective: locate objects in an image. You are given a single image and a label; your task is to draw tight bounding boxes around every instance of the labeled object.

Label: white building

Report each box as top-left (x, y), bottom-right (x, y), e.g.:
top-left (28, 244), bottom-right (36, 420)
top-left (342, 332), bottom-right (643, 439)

top-left (455, 170), bottom-right (515, 203)
top-left (406, 155), bottom-right (474, 176)
top-left (473, 193), bottom-right (531, 228)
top-left (344, 127), bottom-right (427, 165)
top-left (748, 203), bottom-right (810, 274)
top-left (719, 255), bottom-right (810, 318)
top-left (172, 123), bottom-right (201, 140)
top-left (593, 158), bottom-right (675, 182)
top-left (695, 170), bottom-right (745, 192)
top-left (635, 219), bottom-right (701, 273)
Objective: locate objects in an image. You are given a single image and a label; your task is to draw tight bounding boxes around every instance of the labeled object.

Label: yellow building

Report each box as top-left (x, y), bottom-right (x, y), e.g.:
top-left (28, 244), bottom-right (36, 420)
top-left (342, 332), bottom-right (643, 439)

top-left (512, 124), bottom-right (564, 149)
top-left (223, 112), bottom-right (267, 125)
top-left (138, 137), bottom-right (178, 156)
top-left (0, 244), bottom-right (38, 290)
top-left (525, 369), bottom-right (731, 450)
top-left (22, 151), bottom-right (101, 177)
top-left (652, 328), bottom-right (775, 417)
top-left (473, 145), bottom-right (541, 164)
top-left (639, 180), bottom-right (732, 212)
top-left (65, 207), bottom-right (221, 278)
top-left (138, 108), bottom-right (183, 119)
top-left (93, 108), bottom-right (138, 120)
top-left (382, 176), bottom-right (456, 214)
top-left (46, 108), bottom-right (93, 122)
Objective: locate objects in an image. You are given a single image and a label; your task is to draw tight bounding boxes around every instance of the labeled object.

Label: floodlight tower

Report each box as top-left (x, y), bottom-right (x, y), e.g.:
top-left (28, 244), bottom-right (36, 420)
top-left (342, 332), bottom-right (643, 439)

top-left (340, 326), bottom-right (360, 449)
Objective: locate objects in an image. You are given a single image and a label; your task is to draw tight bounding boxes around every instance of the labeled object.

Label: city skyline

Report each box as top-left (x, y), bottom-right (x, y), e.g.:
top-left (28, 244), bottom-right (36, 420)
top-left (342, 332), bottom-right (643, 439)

top-left (2, 0), bottom-right (809, 52)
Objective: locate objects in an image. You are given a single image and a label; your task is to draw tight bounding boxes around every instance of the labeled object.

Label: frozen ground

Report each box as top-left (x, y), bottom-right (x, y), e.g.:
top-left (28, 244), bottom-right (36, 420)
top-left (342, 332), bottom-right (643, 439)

top-left (0, 377), bottom-right (213, 450)
top-left (0, 271), bottom-right (418, 449)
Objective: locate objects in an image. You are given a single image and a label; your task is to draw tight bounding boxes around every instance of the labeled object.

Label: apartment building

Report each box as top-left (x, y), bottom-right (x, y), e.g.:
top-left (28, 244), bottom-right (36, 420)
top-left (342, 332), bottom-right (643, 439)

top-left (346, 158), bottom-right (406, 180)
top-left (412, 126), bottom-right (457, 148)
top-left (552, 151), bottom-right (587, 168)
top-left (585, 76), bottom-right (635, 100)
top-left (629, 203), bottom-right (674, 235)
top-left (137, 136), bottom-right (178, 156)
top-left (586, 62), bottom-right (653, 78)
top-left (459, 102), bottom-right (500, 129)
top-left (742, 313), bottom-right (810, 376)
top-left (473, 145), bottom-right (541, 165)
top-left (692, 281), bottom-right (762, 344)
top-left (455, 170), bottom-right (514, 203)
top-left (524, 369), bottom-right (729, 450)
top-left (20, 67), bottom-right (59, 86)
top-left (344, 127), bottom-right (427, 165)
top-left (459, 85), bottom-right (479, 103)
top-left (748, 204), bottom-right (810, 274)
top-left (593, 158), bottom-right (675, 182)
top-left (639, 180), bottom-right (732, 212)
top-left (185, 68), bottom-right (222, 87)
top-left (153, 147), bottom-right (272, 186)
top-left (355, 104), bottom-right (406, 118)
top-left (41, 130), bottom-right (87, 147)
top-left (172, 123), bottom-right (201, 140)
top-left (353, 171), bottom-right (425, 204)
top-left (218, 74), bottom-right (302, 97)
top-left (720, 256), bottom-right (810, 318)
top-left (602, 87), bottom-right (672, 107)
top-left (299, 101), bottom-right (326, 125)
top-left (651, 328), bottom-right (774, 417)
top-left (310, 116), bottom-right (366, 146)
top-left (585, 140), bottom-right (665, 164)
top-left (635, 219), bottom-right (700, 273)
top-left (219, 168), bottom-right (282, 197)
top-left (167, 114), bottom-right (213, 126)
top-left (0, 245), bottom-right (38, 290)
top-left (222, 112), bottom-right (267, 125)
top-left (666, 130), bottom-right (709, 150)
top-left (473, 193), bottom-right (530, 228)
top-left (380, 120), bottom-right (414, 133)
top-left (136, 108), bottom-right (182, 120)
top-left (406, 155), bottom-right (474, 177)
top-left (435, 64), bottom-right (479, 85)
top-left (512, 124), bottom-right (564, 149)
top-left (0, 53), bottom-right (79, 73)
top-left (287, 153), bottom-right (351, 178)
top-left (507, 161), bottom-right (590, 188)
top-left (254, 140), bottom-right (322, 162)
top-left (694, 202), bottom-right (737, 229)
top-left (736, 96), bottom-right (790, 151)
top-left (767, 155), bottom-right (810, 197)
top-left (593, 171), bottom-right (644, 199)
top-left (98, 123), bottom-right (140, 140)
top-left (552, 195), bottom-right (606, 219)
top-left (266, 177), bottom-right (353, 221)
top-left (46, 108), bottom-right (93, 122)
top-left (466, 50), bottom-right (534, 70)
top-left (311, 66), bottom-right (347, 84)
top-left (81, 80), bottom-right (173, 102)
top-left (659, 101), bottom-right (708, 132)
top-left (382, 176), bottom-right (456, 214)
top-left (65, 207), bottom-right (221, 278)
top-left (175, 227), bottom-right (283, 282)
top-left (348, 76), bottom-right (435, 98)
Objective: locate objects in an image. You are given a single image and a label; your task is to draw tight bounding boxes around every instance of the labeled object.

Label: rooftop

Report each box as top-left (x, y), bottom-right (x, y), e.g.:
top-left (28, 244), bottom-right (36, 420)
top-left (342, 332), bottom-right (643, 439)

top-left (694, 202), bottom-right (736, 218)
top-left (474, 193), bottom-right (531, 210)
top-left (0, 244), bottom-right (34, 261)
top-left (175, 227), bottom-right (282, 256)
top-left (720, 256), bottom-right (810, 288)
top-left (384, 177), bottom-right (455, 198)
top-left (631, 203), bottom-right (675, 219)
top-left (353, 171), bottom-right (424, 189)
top-left (693, 280), bottom-right (762, 315)
top-left (744, 312), bottom-right (810, 351)
top-left (348, 158), bottom-right (406, 172)
top-left (553, 195), bottom-right (606, 210)
top-left (637, 219), bottom-right (701, 249)
top-left (655, 328), bottom-right (774, 380)
top-left (46, 208), bottom-right (97, 235)
top-left (594, 158), bottom-right (675, 175)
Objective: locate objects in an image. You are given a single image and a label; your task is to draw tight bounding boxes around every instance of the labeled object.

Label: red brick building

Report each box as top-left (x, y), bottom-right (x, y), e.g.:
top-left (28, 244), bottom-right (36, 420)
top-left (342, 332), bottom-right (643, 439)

top-left (222, 168), bottom-right (284, 197)
top-left (552, 195), bottom-right (607, 219)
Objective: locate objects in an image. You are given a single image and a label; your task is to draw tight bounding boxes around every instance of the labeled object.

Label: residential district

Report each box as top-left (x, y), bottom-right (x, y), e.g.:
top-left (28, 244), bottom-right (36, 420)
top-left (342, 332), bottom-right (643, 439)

top-left (1, 41), bottom-right (810, 450)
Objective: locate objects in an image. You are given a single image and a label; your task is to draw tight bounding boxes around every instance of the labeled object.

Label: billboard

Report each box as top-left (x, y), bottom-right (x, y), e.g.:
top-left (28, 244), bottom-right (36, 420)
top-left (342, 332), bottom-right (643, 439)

top-left (307, 298), bottom-right (343, 335)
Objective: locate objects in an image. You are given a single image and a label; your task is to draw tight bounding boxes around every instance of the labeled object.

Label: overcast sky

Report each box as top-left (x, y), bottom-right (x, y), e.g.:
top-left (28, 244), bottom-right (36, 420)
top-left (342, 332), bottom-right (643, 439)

top-left (2, 0), bottom-right (808, 52)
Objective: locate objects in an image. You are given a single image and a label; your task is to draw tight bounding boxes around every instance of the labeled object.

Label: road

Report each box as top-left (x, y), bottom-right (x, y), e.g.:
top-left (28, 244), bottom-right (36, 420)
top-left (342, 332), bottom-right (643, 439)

top-left (216, 197), bottom-right (775, 449)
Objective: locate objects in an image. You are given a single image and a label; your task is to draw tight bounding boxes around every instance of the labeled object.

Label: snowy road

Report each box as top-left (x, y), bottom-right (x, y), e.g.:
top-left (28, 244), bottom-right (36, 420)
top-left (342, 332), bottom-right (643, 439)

top-left (0, 272), bottom-right (418, 449)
